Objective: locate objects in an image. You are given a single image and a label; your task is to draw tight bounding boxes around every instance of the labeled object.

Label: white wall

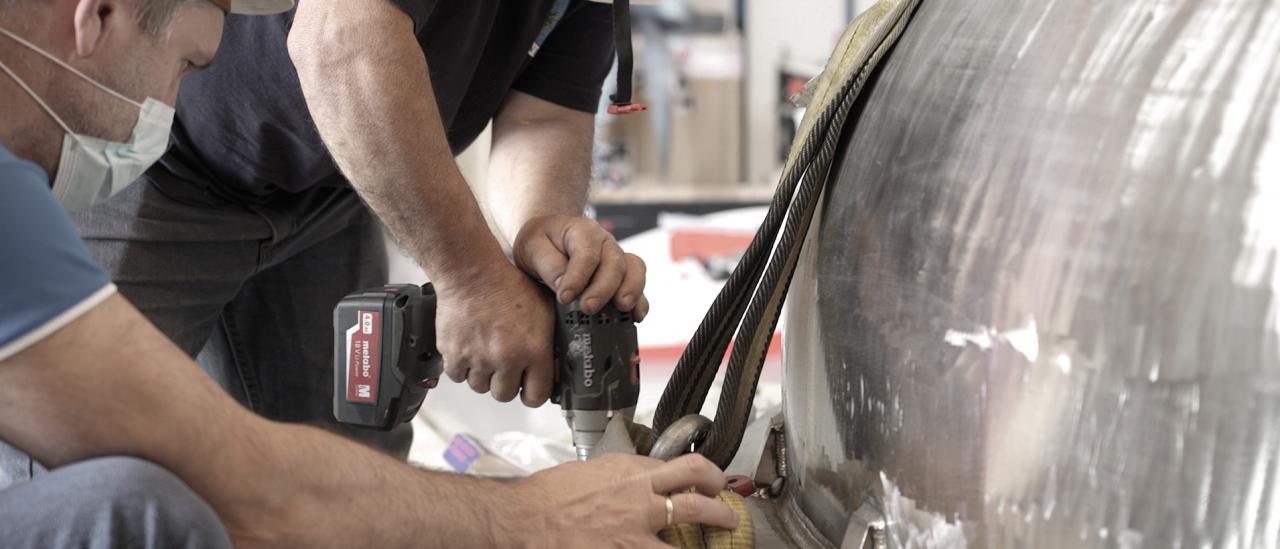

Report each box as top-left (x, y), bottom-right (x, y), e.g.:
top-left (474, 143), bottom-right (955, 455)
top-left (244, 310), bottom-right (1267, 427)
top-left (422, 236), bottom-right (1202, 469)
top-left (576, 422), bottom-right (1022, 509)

top-left (743, 0), bottom-right (873, 183)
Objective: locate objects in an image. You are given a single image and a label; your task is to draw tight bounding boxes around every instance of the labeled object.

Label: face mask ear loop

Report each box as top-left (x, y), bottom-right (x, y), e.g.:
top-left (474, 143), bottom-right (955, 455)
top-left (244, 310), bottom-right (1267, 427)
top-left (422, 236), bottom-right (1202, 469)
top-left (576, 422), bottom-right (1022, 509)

top-left (0, 58), bottom-right (79, 137)
top-left (0, 26), bottom-right (143, 109)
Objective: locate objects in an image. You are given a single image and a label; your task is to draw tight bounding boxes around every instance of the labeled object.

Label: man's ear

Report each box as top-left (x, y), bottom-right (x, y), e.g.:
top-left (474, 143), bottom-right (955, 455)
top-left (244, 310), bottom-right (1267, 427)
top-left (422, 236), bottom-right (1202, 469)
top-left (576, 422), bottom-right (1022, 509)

top-left (71, 0), bottom-right (117, 58)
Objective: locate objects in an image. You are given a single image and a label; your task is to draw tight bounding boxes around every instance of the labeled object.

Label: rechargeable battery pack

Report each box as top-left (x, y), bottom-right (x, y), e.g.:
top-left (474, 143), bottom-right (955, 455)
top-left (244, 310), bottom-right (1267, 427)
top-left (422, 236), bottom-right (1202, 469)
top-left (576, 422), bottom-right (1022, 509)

top-left (333, 284), bottom-right (443, 430)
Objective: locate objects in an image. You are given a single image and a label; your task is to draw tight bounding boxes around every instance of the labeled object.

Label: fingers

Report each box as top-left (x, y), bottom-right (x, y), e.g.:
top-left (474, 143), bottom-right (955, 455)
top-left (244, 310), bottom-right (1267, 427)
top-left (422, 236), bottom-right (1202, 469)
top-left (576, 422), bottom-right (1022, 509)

top-left (489, 367), bottom-right (522, 403)
top-left (645, 454), bottom-right (739, 531)
top-left (648, 454), bottom-right (727, 497)
top-left (614, 253), bottom-right (647, 314)
top-left (444, 360), bottom-right (467, 383)
top-left (597, 451), bottom-right (664, 470)
top-left (520, 349), bottom-right (555, 407)
top-left (633, 295), bottom-right (651, 322)
top-left (516, 229), bottom-right (569, 292)
top-left (515, 217), bottom-right (649, 319)
top-left (647, 493), bottom-right (740, 531)
top-left (467, 366), bottom-right (492, 394)
top-left (578, 241), bottom-right (626, 314)
top-left (433, 263), bottom-right (561, 405)
top-left (478, 330), bottom-right (552, 404)
top-left (556, 223), bottom-right (607, 305)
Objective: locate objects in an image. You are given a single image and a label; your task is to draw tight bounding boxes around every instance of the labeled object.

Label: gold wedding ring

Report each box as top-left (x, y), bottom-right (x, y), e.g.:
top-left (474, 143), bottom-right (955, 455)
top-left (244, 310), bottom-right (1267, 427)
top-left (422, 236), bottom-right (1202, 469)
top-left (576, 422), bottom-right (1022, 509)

top-left (665, 497), bottom-right (675, 526)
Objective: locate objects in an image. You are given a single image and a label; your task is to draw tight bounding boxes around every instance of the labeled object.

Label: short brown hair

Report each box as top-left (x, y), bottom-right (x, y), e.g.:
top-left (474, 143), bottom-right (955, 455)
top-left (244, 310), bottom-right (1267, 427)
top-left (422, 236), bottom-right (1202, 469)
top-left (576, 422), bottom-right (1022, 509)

top-left (0, 0), bottom-right (194, 35)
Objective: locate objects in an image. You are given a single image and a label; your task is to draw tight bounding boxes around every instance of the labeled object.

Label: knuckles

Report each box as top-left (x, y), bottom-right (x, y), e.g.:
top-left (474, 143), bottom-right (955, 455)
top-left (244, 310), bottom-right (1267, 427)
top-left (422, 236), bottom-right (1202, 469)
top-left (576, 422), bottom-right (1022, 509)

top-left (520, 390), bottom-right (547, 407)
top-left (626, 253), bottom-right (647, 274)
top-left (676, 454), bottom-right (720, 481)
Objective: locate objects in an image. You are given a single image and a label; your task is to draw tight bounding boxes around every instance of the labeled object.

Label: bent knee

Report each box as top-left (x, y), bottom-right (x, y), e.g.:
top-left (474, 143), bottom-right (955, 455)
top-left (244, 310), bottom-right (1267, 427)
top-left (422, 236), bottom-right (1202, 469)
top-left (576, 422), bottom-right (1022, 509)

top-left (62, 456), bottom-right (230, 549)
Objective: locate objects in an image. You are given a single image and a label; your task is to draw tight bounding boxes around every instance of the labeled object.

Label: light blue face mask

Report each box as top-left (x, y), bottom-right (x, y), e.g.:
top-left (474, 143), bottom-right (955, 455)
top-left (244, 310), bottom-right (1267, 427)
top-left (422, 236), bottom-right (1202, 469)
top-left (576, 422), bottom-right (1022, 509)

top-left (0, 27), bottom-right (175, 211)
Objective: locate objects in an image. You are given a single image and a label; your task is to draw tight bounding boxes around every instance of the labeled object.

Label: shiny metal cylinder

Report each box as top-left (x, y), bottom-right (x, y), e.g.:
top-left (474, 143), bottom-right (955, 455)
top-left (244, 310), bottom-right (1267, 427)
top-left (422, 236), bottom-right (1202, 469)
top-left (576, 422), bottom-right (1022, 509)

top-left (781, 0), bottom-right (1280, 547)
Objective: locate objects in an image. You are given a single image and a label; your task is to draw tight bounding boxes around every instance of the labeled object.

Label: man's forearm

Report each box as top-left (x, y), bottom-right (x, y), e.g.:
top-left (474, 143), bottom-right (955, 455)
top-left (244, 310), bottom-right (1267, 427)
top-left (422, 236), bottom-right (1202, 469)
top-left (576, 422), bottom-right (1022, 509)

top-left (484, 93), bottom-right (649, 318)
top-left (286, 0), bottom-right (614, 404)
top-left (485, 91), bottom-right (596, 246)
top-left (0, 295), bottom-right (523, 548)
top-left (225, 423), bottom-right (521, 547)
top-left (288, 0), bottom-right (507, 292)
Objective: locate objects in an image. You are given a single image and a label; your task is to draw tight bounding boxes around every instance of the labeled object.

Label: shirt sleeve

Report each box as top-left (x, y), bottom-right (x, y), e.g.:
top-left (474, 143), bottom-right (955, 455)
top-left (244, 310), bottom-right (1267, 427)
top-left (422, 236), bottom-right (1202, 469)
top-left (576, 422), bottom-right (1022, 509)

top-left (385, 0), bottom-right (438, 33)
top-left (0, 153), bottom-right (115, 362)
top-left (513, 0), bottom-right (617, 113)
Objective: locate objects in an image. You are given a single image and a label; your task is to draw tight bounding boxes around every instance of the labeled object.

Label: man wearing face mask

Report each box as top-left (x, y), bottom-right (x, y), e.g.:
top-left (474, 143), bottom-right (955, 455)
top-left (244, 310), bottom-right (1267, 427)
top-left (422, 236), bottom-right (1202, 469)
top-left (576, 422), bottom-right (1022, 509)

top-left (0, 0), bottom-right (737, 547)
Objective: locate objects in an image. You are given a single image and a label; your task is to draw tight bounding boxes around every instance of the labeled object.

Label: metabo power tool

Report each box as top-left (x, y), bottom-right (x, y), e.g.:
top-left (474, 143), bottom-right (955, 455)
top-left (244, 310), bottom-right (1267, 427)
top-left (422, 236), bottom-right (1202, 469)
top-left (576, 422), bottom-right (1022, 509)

top-left (333, 283), bottom-right (641, 461)
top-left (551, 300), bottom-right (641, 460)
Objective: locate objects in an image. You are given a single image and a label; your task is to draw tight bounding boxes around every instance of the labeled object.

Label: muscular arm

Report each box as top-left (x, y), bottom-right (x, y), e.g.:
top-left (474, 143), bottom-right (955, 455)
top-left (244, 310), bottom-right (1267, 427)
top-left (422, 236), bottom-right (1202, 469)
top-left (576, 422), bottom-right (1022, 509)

top-left (488, 92), bottom-right (650, 319)
top-left (0, 297), bottom-right (736, 546)
top-left (0, 295), bottom-right (516, 547)
top-left (287, 0), bottom-right (560, 404)
top-left (287, 0), bottom-right (506, 292)
top-left (483, 91), bottom-right (594, 246)
top-left (287, 0), bottom-right (646, 404)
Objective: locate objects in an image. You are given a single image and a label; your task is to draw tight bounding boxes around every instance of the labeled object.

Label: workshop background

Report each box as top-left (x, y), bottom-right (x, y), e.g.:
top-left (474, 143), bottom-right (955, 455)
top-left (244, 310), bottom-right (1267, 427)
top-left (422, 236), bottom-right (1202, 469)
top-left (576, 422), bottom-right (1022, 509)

top-left (387, 0), bottom-right (877, 472)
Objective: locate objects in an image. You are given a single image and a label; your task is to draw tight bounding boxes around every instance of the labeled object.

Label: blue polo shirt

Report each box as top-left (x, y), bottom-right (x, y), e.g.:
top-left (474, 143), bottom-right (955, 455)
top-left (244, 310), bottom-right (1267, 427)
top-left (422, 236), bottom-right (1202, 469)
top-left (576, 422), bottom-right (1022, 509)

top-left (0, 142), bottom-right (115, 361)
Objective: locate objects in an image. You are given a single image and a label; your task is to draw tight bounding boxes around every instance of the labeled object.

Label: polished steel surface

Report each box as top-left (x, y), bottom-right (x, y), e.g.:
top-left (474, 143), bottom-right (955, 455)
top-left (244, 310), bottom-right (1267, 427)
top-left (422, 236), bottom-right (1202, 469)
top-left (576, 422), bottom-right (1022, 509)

top-left (782, 0), bottom-right (1280, 547)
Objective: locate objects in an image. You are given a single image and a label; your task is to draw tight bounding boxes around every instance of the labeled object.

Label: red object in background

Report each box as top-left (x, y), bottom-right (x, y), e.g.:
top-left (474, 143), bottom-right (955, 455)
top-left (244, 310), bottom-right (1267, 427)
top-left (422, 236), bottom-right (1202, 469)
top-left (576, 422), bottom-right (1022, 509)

top-left (784, 75), bottom-right (810, 99)
top-left (670, 228), bottom-right (754, 264)
top-left (629, 349), bottom-right (641, 385)
top-left (608, 103), bottom-right (649, 115)
top-left (726, 475), bottom-right (756, 497)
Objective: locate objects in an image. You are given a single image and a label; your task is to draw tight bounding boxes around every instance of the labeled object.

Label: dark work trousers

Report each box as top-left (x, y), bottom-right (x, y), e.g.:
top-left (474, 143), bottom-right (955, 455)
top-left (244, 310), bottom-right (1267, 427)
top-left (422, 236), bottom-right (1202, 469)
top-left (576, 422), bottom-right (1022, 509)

top-left (0, 456), bottom-right (231, 549)
top-left (70, 165), bottom-right (408, 455)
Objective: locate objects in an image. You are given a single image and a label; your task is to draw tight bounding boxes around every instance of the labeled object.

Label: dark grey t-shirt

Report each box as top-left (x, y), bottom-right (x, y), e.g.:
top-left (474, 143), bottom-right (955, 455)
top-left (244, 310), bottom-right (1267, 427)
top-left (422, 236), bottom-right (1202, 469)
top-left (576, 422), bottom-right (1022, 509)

top-left (160, 0), bottom-right (615, 201)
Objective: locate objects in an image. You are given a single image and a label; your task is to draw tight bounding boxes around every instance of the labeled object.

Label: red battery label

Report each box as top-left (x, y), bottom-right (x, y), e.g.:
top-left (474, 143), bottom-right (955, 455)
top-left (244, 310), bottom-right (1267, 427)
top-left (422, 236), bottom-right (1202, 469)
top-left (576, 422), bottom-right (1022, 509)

top-left (345, 310), bottom-right (381, 403)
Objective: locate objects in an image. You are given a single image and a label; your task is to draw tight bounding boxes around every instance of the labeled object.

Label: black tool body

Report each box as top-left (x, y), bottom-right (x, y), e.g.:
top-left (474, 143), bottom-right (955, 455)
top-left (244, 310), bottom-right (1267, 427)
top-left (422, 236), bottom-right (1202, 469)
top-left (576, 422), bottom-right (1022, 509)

top-left (552, 301), bottom-right (641, 458)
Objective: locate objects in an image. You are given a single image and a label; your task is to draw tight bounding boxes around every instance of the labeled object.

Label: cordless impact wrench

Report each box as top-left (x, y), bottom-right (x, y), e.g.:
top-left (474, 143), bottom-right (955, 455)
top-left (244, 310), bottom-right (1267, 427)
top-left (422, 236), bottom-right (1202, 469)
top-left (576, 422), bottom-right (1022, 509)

top-left (333, 283), bottom-right (641, 460)
top-left (550, 299), bottom-right (641, 460)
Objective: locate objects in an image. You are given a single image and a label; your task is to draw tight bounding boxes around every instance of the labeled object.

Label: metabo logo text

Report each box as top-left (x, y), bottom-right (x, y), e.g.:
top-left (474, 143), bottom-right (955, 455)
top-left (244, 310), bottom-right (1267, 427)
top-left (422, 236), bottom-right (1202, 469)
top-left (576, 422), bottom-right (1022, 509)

top-left (358, 339), bottom-right (372, 378)
top-left (345, 310), bottom-right (381, 404)
top-left (570, 333), bottom-right (595, 387)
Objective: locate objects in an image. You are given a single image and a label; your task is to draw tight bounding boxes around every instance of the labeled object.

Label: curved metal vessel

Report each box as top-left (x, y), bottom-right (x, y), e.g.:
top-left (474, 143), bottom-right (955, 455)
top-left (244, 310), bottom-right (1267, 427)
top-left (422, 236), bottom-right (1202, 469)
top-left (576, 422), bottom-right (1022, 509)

top-left (782, 0), bottom-right (1280, 546)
